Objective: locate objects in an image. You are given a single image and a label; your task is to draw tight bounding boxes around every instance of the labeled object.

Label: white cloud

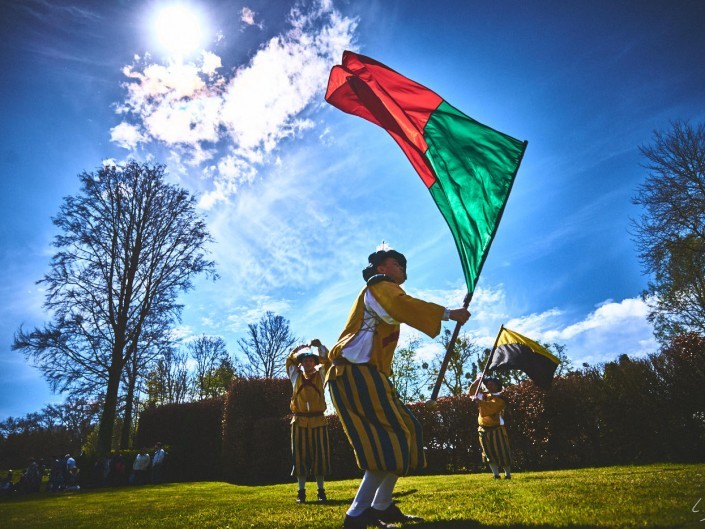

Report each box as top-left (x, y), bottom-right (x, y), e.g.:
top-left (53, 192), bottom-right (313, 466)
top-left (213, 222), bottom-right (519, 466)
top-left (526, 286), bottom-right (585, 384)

top-left (502, 297), bottom-right (657, 365)
top-left (225, 296), bottom-right (293, 332)
top-left (112, 1), bottom-right (358, 208)
top-left (387, 282), bottom-right (658, 368)
top-left (110, 122), bottom-right (145, 149)
top-left (240, 7), bottom-right (262, 28)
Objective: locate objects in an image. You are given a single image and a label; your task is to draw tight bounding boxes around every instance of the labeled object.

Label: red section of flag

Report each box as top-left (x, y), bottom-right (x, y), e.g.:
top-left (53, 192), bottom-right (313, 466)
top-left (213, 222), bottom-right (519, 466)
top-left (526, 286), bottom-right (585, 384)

top-left (325, 51), bottom-right (443, 188)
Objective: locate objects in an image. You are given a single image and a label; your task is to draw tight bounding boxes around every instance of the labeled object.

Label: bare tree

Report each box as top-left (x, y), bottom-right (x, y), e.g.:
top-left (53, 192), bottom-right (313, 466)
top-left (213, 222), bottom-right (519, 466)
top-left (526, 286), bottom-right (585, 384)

top-left (632, 120), bottom-right (705, 341)
top-left (188, 335), bottom-right (237, 399)
top-left (144, 347), bottom-right (190, 407)
top-left (13, 161), bottom-right (216, 455)
top-left (238, 311), bottom-right (297, 378)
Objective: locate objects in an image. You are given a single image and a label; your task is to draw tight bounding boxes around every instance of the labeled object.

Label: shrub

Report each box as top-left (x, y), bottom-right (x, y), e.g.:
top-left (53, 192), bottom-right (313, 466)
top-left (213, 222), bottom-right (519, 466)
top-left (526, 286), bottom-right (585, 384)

top-left (222, 378), bottom-right (291, 483)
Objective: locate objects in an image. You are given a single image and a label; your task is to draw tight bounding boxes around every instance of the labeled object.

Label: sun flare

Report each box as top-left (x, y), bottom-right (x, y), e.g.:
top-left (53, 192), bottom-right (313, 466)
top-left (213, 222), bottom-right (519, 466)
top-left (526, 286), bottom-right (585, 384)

top-left (154, 4), bottom-right (207, 58)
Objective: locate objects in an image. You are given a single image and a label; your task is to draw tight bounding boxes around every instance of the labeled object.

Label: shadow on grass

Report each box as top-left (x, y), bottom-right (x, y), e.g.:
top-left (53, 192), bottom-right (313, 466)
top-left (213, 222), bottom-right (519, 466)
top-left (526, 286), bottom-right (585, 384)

top-left (414, 523), bottom-right (681, 529)
top-left (392, 488), bottom-right (418, 498)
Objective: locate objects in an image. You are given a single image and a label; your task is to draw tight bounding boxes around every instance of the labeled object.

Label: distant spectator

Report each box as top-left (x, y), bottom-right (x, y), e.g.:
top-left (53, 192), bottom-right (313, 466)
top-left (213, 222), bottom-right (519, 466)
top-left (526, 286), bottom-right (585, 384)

top-left (102, 453), bottom-right (111, 484)
top-left (48, 455), bottom-right (64, 492)
top-left (64, 453), bottom-right (76, 475)
top-left (65, 466), bottom-right (80, 492)
top-left (63, 453), bottom-right (79, 491)
top-left (110, 451), bottom-right (126, 485)
top-left (38, 458), bottom-right (46, 482)
top-left (132, 448), bottom-right (150, 485)
top-left (93, 456), bottom-right (105, 487)
top-left (0, 470), bottom-right (14, 496)
top-left (23, 458), bottom-right (41, 493)
top-left (151, 442), bottom-right (166, 483)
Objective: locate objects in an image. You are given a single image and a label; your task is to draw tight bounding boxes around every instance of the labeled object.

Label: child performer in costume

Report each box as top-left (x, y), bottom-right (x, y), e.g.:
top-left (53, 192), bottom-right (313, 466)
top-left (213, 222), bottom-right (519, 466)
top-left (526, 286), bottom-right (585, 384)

top-left (469, 376), bottom-right (512, 479)
top-left (286, 339), bottom-right (331, 503)
top-left (327, 246), bottom-right (471, 529)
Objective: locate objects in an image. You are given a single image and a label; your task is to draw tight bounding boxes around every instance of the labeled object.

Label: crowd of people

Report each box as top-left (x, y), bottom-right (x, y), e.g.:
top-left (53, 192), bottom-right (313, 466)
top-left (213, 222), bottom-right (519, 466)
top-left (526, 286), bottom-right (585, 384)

top-left (1, 442), bottom-right (167, 496)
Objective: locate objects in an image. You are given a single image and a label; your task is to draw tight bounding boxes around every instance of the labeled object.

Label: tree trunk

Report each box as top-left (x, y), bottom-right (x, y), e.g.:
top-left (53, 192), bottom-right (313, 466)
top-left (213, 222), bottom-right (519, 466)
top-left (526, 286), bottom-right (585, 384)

top-left (120, 370), bottom-right (137, 449)
top-left (97, 363), bottom-right (122, 455)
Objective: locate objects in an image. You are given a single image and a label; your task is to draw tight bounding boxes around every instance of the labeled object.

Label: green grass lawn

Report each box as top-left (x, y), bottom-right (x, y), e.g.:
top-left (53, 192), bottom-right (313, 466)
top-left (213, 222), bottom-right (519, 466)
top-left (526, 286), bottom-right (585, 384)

top-left (2, 463), bottom-right (704, 528)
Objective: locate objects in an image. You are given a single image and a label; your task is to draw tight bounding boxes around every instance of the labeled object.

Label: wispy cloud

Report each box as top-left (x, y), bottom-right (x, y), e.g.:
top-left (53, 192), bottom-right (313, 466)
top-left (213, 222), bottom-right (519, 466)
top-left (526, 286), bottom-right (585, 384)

top-left (16, 0), bottom-right (102, 24)
top-left (240, 6), bottom-right (263, 29)
top-left (112, 0), bottom-right (358, 208)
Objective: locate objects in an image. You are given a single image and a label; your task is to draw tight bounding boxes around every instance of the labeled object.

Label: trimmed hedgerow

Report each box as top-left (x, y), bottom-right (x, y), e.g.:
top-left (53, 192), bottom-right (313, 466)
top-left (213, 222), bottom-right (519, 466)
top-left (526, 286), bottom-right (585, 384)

top-left (221, 377), bottom-right (291, 483)
top-left (135, 397), bottom-right (224, 481)
top-left (136, 333), bottom-right (705, 483)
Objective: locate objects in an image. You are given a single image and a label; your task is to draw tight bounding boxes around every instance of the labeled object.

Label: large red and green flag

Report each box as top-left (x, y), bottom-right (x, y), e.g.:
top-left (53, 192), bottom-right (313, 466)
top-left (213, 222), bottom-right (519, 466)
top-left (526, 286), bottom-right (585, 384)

top-left (489, 327), bottom-right (560, 389)
top-left (325, 50), bottom-right (527, 295)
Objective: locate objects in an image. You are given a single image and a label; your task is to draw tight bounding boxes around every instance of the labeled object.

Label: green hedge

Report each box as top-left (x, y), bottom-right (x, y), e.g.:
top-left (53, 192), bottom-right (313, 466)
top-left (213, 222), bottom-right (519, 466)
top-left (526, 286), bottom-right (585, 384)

top-left (135, 397), bottom-right (224, 481)
top-left (221, 378), bottom-right (291, 483)
top-left (136, 333), bottom-right (705, 482)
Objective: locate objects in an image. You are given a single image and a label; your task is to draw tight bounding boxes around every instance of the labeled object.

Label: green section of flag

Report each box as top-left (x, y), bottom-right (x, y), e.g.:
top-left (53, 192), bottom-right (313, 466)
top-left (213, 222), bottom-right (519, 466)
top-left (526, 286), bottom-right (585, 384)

top-left (424, 101), bottom-right (526, 293)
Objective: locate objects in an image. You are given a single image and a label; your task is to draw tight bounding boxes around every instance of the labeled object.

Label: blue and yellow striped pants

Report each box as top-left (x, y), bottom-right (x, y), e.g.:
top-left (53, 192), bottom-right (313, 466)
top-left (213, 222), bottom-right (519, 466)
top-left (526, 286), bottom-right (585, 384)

top-left (329, 364), bottom-right (426, 475)
top-left (291, 422), bottom-right (330, 477)
top-left (478, 425), bottom-right (512, 467)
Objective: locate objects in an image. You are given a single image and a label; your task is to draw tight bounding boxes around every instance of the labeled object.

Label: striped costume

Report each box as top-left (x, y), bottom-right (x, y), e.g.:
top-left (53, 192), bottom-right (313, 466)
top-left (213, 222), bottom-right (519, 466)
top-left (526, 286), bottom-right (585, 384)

top-left (327, 277), bottom-right (445, 474)
top-left (287, 345), bottom-right (332, 478)
top-left (475, 391), bottom-right (512, 468)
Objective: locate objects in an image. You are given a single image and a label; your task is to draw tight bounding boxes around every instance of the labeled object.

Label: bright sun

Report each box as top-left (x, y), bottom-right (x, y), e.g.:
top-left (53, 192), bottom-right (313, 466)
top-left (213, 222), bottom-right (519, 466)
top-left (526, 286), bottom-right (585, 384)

top-left (154, 4), bottom-right (207, 58)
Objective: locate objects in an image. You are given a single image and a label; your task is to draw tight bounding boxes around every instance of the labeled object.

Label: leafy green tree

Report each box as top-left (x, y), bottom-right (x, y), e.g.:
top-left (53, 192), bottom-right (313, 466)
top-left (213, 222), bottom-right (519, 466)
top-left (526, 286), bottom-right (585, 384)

top-left (390, 338), bottom-right (426, 402)
top-left (189, 335), bottom-right (232, 399)
top-left (428, 329), bottom-right (484, 396)
top-left (200, 357), bottom-right (238, 398)
top-left (632, 120), bottom-right (705, 341)
top-left (13, 162), bottom-right (216, 455)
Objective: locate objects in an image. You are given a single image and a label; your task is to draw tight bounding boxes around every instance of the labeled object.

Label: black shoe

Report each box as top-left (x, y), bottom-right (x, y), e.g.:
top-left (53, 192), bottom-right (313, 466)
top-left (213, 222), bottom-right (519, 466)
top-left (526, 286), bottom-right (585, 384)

top-left (343, 509), bottom-right (398, 528)
top-left (504, 475), bottom-right (511, 480)
top-left (374, 503), bottom-right (423, 524)
top-left (296, 489), bottom-right (306, 503)
top-left (317, 488), bottom-right (327, 502)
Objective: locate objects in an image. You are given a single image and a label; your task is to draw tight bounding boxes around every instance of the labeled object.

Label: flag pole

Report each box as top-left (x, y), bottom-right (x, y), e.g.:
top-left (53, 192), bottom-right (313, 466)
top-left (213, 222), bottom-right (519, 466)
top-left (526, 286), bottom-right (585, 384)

top-left (473, 324), bottom-right (504, 399)
top-left (429, 292), bottom-right (472, 402)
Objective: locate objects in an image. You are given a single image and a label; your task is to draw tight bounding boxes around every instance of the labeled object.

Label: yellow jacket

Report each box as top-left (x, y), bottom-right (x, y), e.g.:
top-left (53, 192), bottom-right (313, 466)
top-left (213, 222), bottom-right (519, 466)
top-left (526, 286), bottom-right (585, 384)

top-left (476, 392), bottom-right (506, 428)
top-left (286, 346), bottom-right (331, 427)
top-left (328, 279), bottom-right (445, 378)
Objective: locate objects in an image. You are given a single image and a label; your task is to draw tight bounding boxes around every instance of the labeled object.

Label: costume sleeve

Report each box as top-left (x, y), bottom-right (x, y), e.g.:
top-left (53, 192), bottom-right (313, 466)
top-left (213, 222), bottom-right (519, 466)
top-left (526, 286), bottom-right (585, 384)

top-left (286, 348), bottom-right (301, 384)
top-left (316, 344), bottom-right (331, 370)
top-left (368, 281), bottom-right (445, 338)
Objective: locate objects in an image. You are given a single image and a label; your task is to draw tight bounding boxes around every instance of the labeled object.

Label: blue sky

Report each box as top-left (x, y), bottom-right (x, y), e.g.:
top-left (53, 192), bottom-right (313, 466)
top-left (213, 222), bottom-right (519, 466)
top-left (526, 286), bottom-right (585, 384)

top-left (1, 0), bottom-right (704, 419)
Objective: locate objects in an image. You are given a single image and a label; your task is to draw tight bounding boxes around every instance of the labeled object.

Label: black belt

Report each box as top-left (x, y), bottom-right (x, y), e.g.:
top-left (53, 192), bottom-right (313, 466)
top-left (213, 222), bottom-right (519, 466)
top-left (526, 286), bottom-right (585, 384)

top-left (332, 357), bottom-right (375, 367)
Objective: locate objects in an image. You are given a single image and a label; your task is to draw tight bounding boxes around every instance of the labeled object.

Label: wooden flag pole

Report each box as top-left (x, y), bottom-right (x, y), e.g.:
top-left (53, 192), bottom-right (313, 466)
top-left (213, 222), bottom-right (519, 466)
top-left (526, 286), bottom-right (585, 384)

top-left (473, 324), bottom-right (504, 399)
top-left (429, 292), bottom-right (472, 402)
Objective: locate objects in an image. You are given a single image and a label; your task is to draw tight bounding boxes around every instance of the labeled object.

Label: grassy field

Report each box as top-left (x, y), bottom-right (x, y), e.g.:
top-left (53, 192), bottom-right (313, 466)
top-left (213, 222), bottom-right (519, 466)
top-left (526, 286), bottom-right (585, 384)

top-left (1, 463), bottom-right (704, 528)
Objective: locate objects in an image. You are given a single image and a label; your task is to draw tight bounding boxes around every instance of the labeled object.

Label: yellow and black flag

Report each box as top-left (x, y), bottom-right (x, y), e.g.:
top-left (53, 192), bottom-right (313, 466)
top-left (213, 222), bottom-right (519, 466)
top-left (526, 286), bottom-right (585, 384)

top-left (488, 327), bottom-right (560, 389)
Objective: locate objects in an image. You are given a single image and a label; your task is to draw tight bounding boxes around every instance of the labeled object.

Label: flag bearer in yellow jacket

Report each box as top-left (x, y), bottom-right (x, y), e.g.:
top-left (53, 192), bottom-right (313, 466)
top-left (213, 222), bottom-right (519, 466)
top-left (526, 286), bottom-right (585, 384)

top-left (287, 339), bottom-right (331, 503)
top-left (469, 376), bottom-right (512, 479)
top-left (328, 246), bottom-right (471, 529)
